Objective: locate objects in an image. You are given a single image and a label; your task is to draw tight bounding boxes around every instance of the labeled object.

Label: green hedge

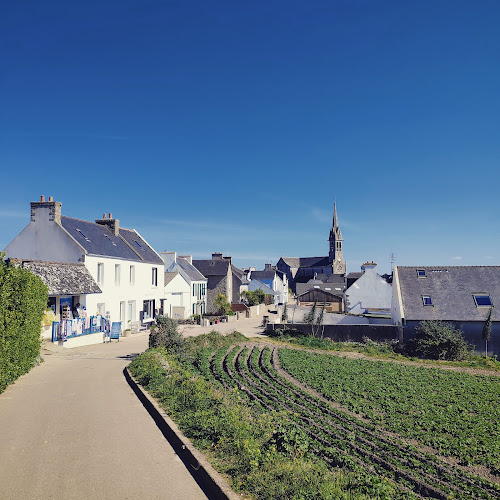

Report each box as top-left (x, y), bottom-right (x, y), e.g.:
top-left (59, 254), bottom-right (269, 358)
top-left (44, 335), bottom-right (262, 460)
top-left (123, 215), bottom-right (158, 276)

top-left (0, 259), bottom-right (48, 393)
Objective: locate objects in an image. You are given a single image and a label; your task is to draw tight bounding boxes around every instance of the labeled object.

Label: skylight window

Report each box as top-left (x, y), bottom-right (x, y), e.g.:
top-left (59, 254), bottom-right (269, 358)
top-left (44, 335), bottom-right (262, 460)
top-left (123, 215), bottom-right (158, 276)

top-left (75, 229), bottom-right (90, 242)
top-left (133, 240), bottom-right (145, 251)
top-left (417, 269), bottom-right (427, 278)
top-left (473, 294), bottom-right (492, 307)
top-left (422, 295), bottom-right (433, 306)
top-left (104, 234), bottom-right (117, 246)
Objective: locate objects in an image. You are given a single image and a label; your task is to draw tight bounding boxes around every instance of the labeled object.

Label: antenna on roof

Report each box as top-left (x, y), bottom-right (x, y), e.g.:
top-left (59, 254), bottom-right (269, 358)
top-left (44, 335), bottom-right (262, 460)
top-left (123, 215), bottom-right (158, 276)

top-left (390, 252), bottom-right (396, 273)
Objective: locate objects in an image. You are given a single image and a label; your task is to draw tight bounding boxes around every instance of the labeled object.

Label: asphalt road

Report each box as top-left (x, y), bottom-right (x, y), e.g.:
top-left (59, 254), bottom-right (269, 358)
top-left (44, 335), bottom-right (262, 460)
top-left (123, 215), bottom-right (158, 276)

top-left (0, 333), bottom-right (207, 500)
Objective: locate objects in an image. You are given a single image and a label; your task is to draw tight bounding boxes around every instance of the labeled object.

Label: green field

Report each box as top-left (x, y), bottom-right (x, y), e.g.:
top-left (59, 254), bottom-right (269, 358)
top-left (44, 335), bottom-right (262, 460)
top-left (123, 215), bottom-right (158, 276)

top-left (130, 334), bottom-right (500, 499)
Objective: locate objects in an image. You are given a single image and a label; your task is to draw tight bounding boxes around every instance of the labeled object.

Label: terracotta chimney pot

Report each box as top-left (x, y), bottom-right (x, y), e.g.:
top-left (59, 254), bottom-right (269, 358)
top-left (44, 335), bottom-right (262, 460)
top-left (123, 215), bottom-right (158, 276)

top-left (103, 213), bottom-right (107, 219)
top-left (109, 213), bottom-right (112, 219)
top-left (48, 196), bottom-right (53, 201)
top-left (40, 195), bottom-right (45, 202)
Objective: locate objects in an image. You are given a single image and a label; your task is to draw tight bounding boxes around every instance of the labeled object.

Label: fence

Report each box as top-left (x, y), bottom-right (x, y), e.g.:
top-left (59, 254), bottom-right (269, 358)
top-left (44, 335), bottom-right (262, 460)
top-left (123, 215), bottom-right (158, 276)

top-left (52, 316), bottom-right (110, 342)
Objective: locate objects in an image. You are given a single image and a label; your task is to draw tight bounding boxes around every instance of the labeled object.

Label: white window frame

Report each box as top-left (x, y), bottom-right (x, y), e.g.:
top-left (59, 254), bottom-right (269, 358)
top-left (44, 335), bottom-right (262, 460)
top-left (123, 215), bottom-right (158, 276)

top-left (473, 294), bottom-right (493, 307)
top-left (115, 264), bottom-right (121, 286)
top-left (130, 265), bottom-right (135, 285)
top-left (97, 263), bottom-right (104, 284)
top-left (152, 267), bottom-right (158, 287)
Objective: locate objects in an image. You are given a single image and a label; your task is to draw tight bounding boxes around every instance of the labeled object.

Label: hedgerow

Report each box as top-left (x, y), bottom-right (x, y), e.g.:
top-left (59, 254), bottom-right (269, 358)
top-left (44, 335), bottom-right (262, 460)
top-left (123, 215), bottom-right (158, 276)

top-left (0, 257), bottom-right (47, 393)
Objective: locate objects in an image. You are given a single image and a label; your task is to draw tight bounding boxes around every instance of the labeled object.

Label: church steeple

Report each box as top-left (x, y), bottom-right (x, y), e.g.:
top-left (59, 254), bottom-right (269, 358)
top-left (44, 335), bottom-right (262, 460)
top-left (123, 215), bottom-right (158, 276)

top-left (328, 202), bottom-right (346, 274)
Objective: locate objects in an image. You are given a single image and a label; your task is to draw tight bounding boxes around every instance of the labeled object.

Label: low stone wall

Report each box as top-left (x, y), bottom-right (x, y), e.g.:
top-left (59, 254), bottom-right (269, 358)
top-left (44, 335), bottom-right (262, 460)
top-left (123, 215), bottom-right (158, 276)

top-left (266, 323), bottom-right (401, 343)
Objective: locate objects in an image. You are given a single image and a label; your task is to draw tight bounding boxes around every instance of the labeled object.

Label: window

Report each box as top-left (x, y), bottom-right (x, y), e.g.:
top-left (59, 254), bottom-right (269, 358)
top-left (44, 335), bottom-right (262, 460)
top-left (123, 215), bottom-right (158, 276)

top-left (152, 267), bottom-right (158, 286)
top-left (115, 264), bottom-right (121, 286)
top-left (193, 283), bottom-right (195, 296)
top-left (129, 265), bottom-right (135, 285)
top-left (97, 263), bottom-right (104, 284)
top-left (127, 301), bottom-right (136, 322)
top-left (143, 299), bottom-right (155, 321)
top-left (134, 240), bottom-right (145, 251)
top-left (97, 303), bottom-right (106, 315)
top-left (104, 234), bottom-right (117, 246)
top-left (417, 269), bottom-right (427, 278)
top-left (75, 229), bottom-right (90, 242)
top-left (422, 295), bottom-right (433, 306)
top-left (473, 294), bottom-right (492, 307)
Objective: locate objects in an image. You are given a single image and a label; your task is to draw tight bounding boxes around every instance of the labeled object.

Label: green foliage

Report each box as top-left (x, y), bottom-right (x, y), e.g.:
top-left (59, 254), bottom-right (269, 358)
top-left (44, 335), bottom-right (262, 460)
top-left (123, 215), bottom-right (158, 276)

top-left (279, 348), bottom-right (500, 471)
top-left (0, 257), bottom-right (48, 393)
top-left (483, 306), bottom-right (493, 358)
top-left (303, 300), bottom-right (317, 325)
top-left (148, 315), bottom-right (188, 359)
top-left (240, 290), bottom-right (266, 306)
top-left (214, 293), bottom-right (231, 315)
top-left (406, 320), bottom-right (474, 361)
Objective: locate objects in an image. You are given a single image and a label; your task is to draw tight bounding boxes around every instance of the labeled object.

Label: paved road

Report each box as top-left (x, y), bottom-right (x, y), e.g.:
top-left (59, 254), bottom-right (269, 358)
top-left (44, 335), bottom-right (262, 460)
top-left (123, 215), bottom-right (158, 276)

top-left (0, 332), bottom-right (207, 500)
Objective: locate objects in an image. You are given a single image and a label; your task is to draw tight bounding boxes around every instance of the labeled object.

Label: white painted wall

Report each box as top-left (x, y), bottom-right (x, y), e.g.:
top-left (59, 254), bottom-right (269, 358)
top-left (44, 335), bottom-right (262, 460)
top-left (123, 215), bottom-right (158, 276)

top-left (391, 266), bottom-right (404, 325)
top-left (164, 273), bottom-right (190, 319)
top-left (345, 265), bottom-right (392, 315)
top-left (83, 255), bottom-right (164, 328)
top-left (4, 208), bottom-right (83, 262)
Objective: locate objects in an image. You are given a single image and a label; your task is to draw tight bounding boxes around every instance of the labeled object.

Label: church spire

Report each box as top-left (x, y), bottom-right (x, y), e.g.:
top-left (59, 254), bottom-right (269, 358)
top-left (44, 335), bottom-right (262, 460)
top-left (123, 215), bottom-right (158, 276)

top-left (328, 202), bottom-right (346, 274)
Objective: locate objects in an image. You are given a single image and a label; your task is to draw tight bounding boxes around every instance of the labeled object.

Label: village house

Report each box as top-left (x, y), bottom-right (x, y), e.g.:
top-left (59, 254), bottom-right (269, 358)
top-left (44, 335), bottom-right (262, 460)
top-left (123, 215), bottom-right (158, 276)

top-left (4, 196), bottom-right (164, 341)
top-left (192, 252), bottom-right (244, 313)
top-left (161, 252), bottom-right (207, 318)
top-left (344, 262), bottom-right (392, 316)
top-left (249, 263), bottom-right (289, 304)
top-left (392, 265), bottom-right (500, 355)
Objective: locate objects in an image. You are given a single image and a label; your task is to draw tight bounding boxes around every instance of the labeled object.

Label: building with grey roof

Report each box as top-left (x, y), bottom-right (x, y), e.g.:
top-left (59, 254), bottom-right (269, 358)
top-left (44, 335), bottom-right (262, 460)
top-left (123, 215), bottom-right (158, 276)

top-left (4, 196), bottom-right (165, 341)
top-left (392, 265), bottom-right (500, 355)
top-left (277, 203), bottom-right (346, 292)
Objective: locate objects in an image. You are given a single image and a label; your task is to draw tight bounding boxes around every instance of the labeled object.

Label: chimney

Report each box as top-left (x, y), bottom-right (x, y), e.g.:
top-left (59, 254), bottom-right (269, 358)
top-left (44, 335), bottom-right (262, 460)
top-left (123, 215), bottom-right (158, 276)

top-left (161, 251), bottom-right (177, 269)
top-left (178, 255), bottom-right (192, 265)
top-left (223, 256), bottom-right (232, 263)
top-left (212, 252), bottom-right (223, 260)
top-left (30, 196), bottom-right (62, 224)
top-left (95, 213), bottom-right (120, 236)
top-left (265, 263), bottom-right (273, 271)
top-left (361, 261), bottom-right (377, 272)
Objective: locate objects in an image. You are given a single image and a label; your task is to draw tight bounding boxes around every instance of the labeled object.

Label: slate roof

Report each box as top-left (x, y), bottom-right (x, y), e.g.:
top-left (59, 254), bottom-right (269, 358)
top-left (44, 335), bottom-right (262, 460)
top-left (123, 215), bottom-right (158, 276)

top-left (315, 273), bottom-right (345, 284)
top-left (61, 216), bottom-right (163, 264)
top-left (177, 258), bottom-right (206, 281)
top-left (280, 256), bottom-right (330, 268)
top-left (296, 281), bottom-right (344, 296)
top-left (251, 270), bottom-right (275, 280)
top-left (193, 259), bottom-right (231, 277)
top-left (249, 279), bottom-right (279, 296)
top-left (10, 259), bottom-right (101, 295)
top-left (164, 272), bottom-right (180, 286)
top-left (397, 266), bottom-right (500, 322)
top-left (346, 272), bottom-right (364, 280)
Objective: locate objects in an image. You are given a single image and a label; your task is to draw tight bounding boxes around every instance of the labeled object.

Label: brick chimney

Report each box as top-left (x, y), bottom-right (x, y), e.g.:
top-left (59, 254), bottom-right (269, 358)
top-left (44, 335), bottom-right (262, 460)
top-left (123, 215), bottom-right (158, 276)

top-left (95, 213), bottom-right (119, 236)
top-left (30, 195), bottom-right (61, 224)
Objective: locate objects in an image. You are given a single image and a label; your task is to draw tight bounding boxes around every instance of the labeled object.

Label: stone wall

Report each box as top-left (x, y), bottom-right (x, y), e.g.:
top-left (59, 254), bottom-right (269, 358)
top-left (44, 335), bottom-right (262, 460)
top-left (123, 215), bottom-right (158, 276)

top-left (206, 275), bottom-right (228, 314)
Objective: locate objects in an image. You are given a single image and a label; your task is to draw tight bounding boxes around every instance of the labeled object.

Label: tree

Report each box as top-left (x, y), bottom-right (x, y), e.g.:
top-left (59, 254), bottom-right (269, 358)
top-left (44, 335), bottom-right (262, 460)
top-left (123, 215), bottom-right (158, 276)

top-left (303, 300), bottom-right (317, 326)
top-left (214, 293), bottom-right (231, 316)
top-left (482, 305), bottom-right (494, 358)
top-left (281, 303), bottom-right (288, 323)
top-left (314, 304), bottom-right (325, 338)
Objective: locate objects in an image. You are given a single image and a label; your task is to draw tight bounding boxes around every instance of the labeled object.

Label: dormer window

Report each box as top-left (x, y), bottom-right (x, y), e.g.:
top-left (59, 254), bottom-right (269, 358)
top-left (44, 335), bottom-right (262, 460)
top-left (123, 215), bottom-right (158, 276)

top-left (422, 295), bottom-right (433, 306)
top-left (473, 294), bottom-right (492, 307)
top-left (417, 269), bottom-right (427, 278)
top-left (75, 229), bottom-right (91, 242)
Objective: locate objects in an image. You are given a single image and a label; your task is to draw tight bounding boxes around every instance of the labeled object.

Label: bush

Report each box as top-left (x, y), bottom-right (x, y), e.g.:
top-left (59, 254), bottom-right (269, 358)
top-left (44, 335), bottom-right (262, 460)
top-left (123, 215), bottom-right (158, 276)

top-left (406, 321), bottom-right (474, 361)
top-left (214, 293), bottom-right (231, 315)
top-left (0, 258), bottom-right (48, 393)
top-left (149, 315), bottom-right (188, 358)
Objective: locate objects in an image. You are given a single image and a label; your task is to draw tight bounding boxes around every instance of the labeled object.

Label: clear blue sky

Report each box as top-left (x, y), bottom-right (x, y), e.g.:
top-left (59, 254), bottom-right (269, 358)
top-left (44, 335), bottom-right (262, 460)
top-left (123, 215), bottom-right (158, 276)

top-left (1, 0), bottom-right (499, 274)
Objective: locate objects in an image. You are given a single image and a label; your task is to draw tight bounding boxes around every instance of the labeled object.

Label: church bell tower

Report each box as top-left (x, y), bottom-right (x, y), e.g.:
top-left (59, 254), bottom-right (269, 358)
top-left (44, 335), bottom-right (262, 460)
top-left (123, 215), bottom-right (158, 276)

top-left (328, 203), bottom-right (346, 274)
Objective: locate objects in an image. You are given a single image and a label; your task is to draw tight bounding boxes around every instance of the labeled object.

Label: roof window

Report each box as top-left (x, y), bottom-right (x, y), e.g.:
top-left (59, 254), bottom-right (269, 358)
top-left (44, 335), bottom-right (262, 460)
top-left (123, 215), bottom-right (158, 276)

top-left (104, 234), bottom-right (117, 246)
top-left (422, 295), bottom-right (433, 306)
top-left (133, 240), bottom-right (145, 251)
top-left (473, 294), bottom-right (493, 307)
top-left (417, 269), bottom-right (427, 278)
top-left (75, 229), bottom-right (90, 242)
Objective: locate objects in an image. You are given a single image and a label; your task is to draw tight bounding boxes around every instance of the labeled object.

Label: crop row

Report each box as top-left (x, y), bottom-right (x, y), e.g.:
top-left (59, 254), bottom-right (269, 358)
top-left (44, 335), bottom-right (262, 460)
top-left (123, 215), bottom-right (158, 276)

top-left (197, 343), bottom-right (499, 499)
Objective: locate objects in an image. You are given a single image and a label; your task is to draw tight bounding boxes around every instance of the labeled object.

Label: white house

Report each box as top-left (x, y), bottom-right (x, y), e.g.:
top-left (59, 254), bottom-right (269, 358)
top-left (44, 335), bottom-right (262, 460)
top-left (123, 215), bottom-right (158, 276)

top-left (4, 196), bottom-right (165, 336)
top-left (248, 279), bottom-right (280, 305)
top-left (162, 271), bottom-right (191, 319)
top-left (162, 252), bottom-right (208, 317)
top-left (250, 264), bottom-right (289, 304)
top-left (344, 262), bottom-right (392, 315)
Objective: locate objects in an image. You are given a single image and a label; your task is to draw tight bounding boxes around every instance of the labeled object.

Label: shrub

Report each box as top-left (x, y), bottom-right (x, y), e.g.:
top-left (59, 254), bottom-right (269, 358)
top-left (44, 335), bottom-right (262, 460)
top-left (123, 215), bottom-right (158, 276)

top-left (406, 320), bottom-right (474, 361)
top-left (214, 293), bottom-right (231, 315)
top-left (0, 258), bottom-right (48, 393)
top-left (149, 315), bottom-right (188, 358)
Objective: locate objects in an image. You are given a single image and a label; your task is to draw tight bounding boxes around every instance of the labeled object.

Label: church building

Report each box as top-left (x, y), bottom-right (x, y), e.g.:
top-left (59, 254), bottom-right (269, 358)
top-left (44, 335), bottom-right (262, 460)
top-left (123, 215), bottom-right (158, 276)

top-left (277, 203), bottom-right (346, 293)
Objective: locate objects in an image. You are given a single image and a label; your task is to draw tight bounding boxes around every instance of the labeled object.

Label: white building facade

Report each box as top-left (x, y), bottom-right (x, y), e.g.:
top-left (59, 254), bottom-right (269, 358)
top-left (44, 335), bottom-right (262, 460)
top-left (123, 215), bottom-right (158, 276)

top-left (4, 197), bottom-right (164, 331)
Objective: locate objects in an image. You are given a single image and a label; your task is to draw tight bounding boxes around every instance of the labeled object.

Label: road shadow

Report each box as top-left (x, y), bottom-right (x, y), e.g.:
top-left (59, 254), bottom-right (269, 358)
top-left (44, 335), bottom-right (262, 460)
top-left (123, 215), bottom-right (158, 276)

top-left (116, 353), bottom-right (140, 360)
